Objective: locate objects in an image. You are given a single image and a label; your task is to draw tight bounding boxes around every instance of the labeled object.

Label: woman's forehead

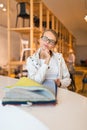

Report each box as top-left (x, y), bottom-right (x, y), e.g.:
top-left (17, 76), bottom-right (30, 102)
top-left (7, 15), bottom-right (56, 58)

top-left (44, 31), bottom-right (56, 39)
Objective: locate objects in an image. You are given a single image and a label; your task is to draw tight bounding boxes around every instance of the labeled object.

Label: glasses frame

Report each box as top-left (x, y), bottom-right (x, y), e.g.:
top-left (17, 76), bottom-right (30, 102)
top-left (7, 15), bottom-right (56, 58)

top-left (41, 36), bottom-right (56, 45)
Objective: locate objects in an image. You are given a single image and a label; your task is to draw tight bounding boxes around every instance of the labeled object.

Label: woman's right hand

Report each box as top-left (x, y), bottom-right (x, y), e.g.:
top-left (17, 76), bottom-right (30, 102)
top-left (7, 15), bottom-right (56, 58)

top-left (41, 48), bottom-right (51, 64)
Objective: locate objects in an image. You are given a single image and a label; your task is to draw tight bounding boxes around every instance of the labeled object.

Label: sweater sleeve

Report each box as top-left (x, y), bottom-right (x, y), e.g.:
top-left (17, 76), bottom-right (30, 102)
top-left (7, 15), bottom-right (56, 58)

top-left (26, 57), bottom-right (49, 83)
top-left (54, 53), bottom-right (71, 88)
top-left (59, 55), bottom-right (71, 88)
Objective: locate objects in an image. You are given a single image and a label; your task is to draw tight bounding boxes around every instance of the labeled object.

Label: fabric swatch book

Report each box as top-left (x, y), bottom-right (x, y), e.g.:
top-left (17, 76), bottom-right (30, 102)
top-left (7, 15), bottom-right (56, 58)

top-left (2, 77), bottom-right (57, 105)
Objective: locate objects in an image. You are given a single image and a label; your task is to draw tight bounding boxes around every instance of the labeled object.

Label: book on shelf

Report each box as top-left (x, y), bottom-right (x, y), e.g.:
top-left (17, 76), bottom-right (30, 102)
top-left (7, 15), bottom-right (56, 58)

top-left (2, 77), bottom-right (58, 105)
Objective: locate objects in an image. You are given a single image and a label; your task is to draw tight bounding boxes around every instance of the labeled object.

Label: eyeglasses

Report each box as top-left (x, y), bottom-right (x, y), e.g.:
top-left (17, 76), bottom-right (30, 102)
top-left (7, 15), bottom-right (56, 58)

top-left (41, 36), bottom-right (56, 45)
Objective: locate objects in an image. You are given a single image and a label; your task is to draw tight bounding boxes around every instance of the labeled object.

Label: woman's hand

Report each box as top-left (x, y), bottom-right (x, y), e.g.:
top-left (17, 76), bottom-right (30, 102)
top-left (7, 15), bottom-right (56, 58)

top-left (54, 78), bottom-right (61, 87)
top-left (40, 48), bottom-right (51, 64)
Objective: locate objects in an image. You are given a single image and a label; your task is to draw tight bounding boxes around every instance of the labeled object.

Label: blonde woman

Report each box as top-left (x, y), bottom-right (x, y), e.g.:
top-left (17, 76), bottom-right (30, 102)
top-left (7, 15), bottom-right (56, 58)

top-left (26, 29), bottom-right (71, 88)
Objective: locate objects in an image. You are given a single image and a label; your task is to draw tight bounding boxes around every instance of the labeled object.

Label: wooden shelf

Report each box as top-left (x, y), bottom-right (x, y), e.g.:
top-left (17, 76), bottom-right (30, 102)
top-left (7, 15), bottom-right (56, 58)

top-left (15, 0), bottom-right (41, 3)
top-left (10, 27), bottom-right (41, 34)
top-left (9, 61), bottom-right (25, 65)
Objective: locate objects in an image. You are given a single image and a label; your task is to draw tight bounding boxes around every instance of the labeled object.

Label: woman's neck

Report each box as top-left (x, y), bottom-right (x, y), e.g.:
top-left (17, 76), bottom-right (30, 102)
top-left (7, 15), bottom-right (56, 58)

top-left (39, 50), bottom-right (52, 59)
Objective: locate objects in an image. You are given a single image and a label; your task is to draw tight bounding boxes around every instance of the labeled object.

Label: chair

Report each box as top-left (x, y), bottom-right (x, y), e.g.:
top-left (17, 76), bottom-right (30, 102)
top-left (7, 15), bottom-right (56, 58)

top-left (81, 73), bottom-right (87, 92)
top-left (42, 21), bottom-right (52, 28)
top-left (15, 2), bottom-right (30, 27)
top-left (33, 16), bottom-right (40, 27)
top-left (20, 39), bottom-right (35, 61)
top-left (68, 73), bottom-right (76, 92)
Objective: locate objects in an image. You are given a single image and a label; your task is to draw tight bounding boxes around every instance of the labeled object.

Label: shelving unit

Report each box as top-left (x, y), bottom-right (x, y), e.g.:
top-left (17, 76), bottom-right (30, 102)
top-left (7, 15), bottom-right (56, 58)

top-left (7, 0), bottom-right (42, 75)
top-left (7, 0), bottom-right (76, 76)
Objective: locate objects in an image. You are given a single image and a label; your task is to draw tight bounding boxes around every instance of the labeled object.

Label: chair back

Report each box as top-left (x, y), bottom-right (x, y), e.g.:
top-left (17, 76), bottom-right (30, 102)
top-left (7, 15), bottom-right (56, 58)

top-left (82, 74), bottom-right (87, 83)
top-left (19, 2), bottom-right (26, 15)
top-left (16, 2), bottom-right (30, 27)
top-left (34, 16), bottom-right (40, 27)
top-left (81, 73), bottom-right (87, 92)
top-left (17, 2), bottom-right (29, 16)
top-left (21, 39), bottom-right (29, 49)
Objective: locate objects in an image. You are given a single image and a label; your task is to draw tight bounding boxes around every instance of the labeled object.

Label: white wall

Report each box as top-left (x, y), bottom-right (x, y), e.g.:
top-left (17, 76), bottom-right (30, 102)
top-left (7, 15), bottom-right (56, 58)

top-left (0, 26), bottom-right (8, 67)
top-left (0, 26), bottom-right (20, 67)
top-left (75, 45), bottom-right (87, 65)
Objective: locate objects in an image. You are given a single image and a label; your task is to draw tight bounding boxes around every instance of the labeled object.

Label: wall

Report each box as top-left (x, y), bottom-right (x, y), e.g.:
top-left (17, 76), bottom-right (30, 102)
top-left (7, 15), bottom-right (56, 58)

top-left (0, 26), bottom-right (20, 67)
top-left (0, 26), bottom-right (8, 67)
top-left (76, 45), bottom-right (87, 65)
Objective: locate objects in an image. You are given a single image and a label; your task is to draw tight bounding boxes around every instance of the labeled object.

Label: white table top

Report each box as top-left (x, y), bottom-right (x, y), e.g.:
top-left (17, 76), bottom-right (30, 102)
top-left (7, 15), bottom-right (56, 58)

top-left (0, 76), bottom-right (87, 130)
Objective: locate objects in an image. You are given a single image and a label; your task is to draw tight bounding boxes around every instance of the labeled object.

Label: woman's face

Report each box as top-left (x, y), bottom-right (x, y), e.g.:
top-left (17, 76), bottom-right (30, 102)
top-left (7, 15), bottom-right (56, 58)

top-left (40, 31), bottom-right (56, 51)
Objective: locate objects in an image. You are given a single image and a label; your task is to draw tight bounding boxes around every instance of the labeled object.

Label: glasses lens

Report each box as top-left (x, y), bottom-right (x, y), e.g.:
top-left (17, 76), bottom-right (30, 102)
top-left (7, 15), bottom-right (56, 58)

top-left (41, 36), bottom-right (56, 45)
top-left (41, 36), bottom-right (48, 42)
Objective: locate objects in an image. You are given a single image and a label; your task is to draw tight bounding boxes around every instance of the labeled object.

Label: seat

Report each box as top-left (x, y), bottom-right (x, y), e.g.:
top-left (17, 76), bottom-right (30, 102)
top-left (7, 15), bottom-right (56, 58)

top-left (81, 73), bottom-right (87, 92)
top-left (20, 39), bottom-right (35, 61)
top-left (15, 2), bottom-right (30, 27)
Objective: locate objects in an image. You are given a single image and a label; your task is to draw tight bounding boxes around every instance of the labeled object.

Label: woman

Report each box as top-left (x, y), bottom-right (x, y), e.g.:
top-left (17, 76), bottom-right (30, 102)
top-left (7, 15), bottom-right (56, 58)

top-left (26, 29), bottom-right (71, 88)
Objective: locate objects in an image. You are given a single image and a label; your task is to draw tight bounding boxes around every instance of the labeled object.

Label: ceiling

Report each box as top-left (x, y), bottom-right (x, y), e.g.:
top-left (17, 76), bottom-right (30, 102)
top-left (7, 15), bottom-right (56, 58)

top-left (43, 0), bottom-right (87, 46)
top-left (0, 0), bottom-right (87, 45)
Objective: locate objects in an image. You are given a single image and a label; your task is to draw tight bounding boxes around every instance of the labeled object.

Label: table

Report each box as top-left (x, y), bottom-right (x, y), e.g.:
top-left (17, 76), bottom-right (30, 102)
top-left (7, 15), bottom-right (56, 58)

top-left (0, 76), bottom-right (87, 130)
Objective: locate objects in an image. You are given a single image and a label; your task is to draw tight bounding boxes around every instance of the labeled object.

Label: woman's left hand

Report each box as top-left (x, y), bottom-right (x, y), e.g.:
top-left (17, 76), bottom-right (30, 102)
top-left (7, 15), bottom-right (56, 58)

top-left (54, 78), bottom-right (61, 87)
